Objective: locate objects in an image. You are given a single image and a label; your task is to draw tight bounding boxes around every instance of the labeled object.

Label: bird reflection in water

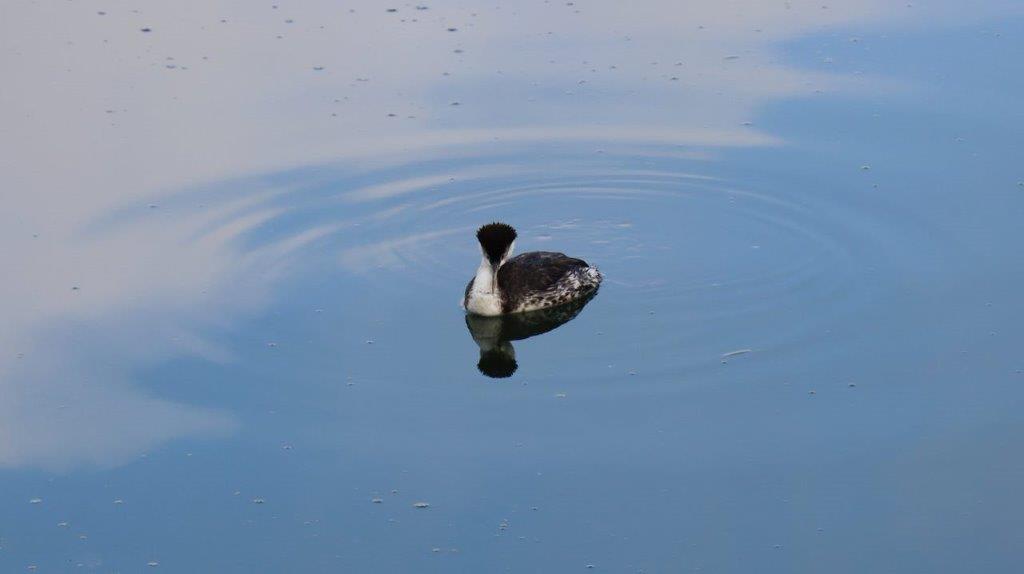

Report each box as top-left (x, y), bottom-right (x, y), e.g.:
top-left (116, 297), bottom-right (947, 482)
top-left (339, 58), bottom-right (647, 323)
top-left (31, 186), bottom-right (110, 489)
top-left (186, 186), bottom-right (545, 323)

top-left (464, 291), bottom-right (598, 378)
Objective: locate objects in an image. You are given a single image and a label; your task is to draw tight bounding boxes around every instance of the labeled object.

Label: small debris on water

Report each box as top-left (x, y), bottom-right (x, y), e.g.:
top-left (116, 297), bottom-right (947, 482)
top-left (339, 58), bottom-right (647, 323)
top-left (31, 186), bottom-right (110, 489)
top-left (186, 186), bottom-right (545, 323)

top-left (29, 498), bottom-right (42, 504)
top-left (413, 501), bottom-right (430, 508)
top-left (372, 497), bottom-right (383, 504)
top-left (252, 497), bottom-right (266, 504)
top-left (721, 349), bottom-right (752, 359)
top-left (555, 392), bottom-right (567, 398)
top-left (147, 562), bottom-right (159, 568)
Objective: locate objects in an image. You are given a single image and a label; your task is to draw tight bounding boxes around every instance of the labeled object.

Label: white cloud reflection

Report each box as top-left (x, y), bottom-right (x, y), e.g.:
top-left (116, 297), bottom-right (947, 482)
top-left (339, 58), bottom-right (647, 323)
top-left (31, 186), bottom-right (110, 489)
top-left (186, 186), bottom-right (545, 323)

top-left (1, 0), bottom-right (1018, 469)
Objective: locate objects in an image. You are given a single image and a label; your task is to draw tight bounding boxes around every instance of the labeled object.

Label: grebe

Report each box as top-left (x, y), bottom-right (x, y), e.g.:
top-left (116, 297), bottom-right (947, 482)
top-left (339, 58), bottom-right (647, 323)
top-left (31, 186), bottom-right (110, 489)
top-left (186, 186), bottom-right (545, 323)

top-left (462, 222), bottom-right (602, 316)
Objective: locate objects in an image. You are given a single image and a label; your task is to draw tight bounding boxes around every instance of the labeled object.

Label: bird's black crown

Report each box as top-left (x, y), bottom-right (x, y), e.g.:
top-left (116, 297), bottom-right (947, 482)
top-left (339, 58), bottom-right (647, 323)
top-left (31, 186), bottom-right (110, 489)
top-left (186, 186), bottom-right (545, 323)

top-left (476, 222), bottom-right (517, 265)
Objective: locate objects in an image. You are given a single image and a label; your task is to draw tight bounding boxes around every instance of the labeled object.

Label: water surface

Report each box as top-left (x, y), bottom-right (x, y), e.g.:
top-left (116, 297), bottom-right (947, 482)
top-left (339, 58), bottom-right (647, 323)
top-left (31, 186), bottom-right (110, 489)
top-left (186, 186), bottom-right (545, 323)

top-left (2, 1), bottom-right (1023, 571)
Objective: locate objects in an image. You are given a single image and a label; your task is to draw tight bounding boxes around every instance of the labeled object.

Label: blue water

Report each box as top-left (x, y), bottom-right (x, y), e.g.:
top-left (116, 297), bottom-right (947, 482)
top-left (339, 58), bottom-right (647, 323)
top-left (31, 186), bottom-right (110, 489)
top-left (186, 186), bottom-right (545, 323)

top-left (2, 3), bottom-right (1023, 572)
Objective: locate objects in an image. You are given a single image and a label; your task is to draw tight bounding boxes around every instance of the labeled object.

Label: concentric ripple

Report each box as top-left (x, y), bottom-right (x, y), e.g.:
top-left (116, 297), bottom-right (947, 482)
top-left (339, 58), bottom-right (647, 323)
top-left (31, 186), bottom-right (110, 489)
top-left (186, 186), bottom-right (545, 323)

top-left (161, 143), bottom-right (906, 374)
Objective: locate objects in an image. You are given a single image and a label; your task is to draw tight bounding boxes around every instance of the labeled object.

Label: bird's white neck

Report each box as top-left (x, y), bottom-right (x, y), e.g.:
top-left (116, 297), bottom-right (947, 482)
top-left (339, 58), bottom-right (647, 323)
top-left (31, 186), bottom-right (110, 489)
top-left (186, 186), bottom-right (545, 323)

top-left (465, 240), bottom-right (514, 317)
top-left (466, 257), bottom-right (502, 316)
top-left (476, 257), bottom-right (498, 291)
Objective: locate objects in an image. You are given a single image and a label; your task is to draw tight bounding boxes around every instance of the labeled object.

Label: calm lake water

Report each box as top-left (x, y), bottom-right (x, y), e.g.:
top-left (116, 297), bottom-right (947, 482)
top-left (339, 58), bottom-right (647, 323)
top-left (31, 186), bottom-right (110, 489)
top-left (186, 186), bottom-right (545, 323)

top-left (2, 1), bottom-right (1023, 572)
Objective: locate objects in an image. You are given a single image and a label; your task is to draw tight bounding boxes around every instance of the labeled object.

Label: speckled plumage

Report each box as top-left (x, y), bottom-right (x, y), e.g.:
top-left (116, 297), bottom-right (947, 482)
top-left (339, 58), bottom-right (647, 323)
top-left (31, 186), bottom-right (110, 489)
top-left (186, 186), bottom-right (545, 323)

top-left (496, 251), bottom-right (602, 313)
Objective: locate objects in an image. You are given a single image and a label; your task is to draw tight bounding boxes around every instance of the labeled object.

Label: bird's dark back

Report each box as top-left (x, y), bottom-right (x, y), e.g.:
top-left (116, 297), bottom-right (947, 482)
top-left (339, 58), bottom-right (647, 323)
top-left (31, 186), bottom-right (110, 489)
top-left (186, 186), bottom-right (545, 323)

top-left (497, 251), bottom-right (590, 303)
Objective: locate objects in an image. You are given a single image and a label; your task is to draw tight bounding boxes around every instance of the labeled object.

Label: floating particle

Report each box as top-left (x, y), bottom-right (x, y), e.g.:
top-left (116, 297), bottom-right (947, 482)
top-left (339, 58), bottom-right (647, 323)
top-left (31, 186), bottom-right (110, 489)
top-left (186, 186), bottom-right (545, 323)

top-left (447, 27), bottom-right (457, 32)
top-left (58, 521), bottom-right (70, 528)
top-left (413, 501), bottom-right (430, 508)
top-left (450, 101), bottom-right (461, 106)
top-left (721, 349), bottom-right (752, 359)
top-left (313, 66), bottom-right (324, 71)
top-left (140, 27), bottom-right (152, 32)
top-left (372, 497), bottom-right (383, 504)
top-left (252, 497), bottom-right (266, 504)
top-left (555, 392), bottom-right (567, 398)
top-left (147, 562), bottom-right (159, 568)
top-left (113, 499), bottom-right (124, 505)
top-left (724, 55), bottom-right (739, 60)
top-left (29, 498), bottom-right (42, 504)
top-left (860, 165), bottom-right (871, 171)
top-left (432, 547), bottom-right (441, 553)
top-left (386, 8), bottom-right (397, 12)
top-left (416, 5), bottom-right (429, 10)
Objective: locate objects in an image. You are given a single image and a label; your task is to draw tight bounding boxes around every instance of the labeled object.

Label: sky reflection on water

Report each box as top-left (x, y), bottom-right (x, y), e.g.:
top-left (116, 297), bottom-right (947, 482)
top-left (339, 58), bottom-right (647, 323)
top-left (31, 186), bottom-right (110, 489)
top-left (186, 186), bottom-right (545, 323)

top-left (2, 0), bottom-right (1023, 571)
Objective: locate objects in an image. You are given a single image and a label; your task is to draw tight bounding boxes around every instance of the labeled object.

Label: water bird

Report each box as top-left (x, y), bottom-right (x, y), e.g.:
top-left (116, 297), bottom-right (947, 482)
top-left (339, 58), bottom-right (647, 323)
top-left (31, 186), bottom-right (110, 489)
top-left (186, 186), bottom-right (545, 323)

top-left (462, 222), bottom-right (602, 317)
